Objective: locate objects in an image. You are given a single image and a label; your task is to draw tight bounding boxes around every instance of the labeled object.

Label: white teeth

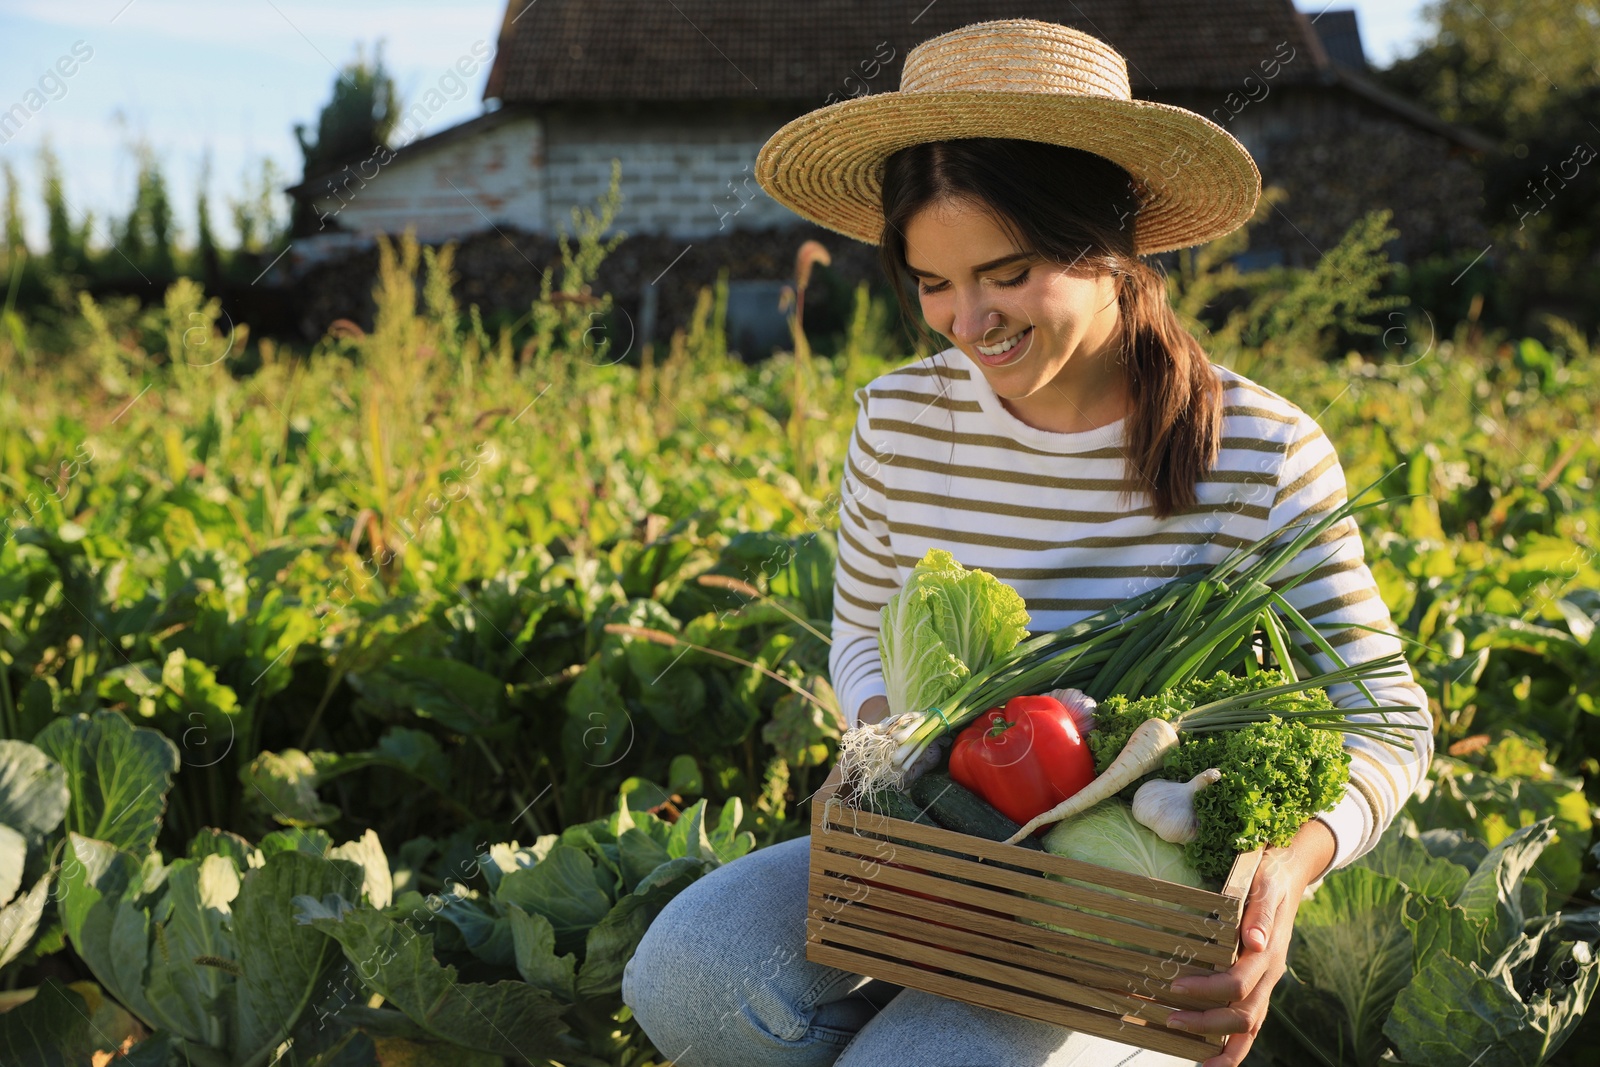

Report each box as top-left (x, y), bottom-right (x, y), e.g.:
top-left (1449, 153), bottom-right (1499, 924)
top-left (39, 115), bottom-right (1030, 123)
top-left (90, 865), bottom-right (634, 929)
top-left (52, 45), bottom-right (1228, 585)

top-left (977, 327), bottom-right (1029, 356)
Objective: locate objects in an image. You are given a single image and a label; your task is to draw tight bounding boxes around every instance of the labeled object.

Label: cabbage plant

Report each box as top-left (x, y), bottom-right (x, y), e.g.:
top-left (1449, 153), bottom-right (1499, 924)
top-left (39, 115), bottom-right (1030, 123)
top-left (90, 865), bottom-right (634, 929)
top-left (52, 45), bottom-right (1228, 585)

top-left (1262, 816), bottom-right (1600, 1067)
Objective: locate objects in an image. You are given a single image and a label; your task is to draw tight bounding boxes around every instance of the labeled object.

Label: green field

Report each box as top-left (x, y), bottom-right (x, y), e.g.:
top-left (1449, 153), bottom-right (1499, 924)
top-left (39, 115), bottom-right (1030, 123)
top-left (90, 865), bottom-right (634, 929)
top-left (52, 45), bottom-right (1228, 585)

top-left (1, 210), bottom-right (1598, 1065)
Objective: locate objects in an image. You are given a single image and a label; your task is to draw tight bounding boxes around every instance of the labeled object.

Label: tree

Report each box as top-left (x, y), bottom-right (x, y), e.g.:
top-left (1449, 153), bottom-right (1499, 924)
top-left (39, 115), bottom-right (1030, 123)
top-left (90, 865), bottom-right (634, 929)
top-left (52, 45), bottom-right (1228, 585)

top-left (230, 157), bottom-right (287, 257)
top-left (290, 41), bottom-right (398, 236)
top-left (194, 151), bottom-right (221, 287)
top-left (39, 141), bottom-right (91, 277)
top-left (115, 144), bottom-right (177, 284)
top-left (2, 162), bottom-right (25, 270)
top-left (1381, 0), bottom-right (1600, 137)
top-left (1376, 0), bottom-right (1600, 332)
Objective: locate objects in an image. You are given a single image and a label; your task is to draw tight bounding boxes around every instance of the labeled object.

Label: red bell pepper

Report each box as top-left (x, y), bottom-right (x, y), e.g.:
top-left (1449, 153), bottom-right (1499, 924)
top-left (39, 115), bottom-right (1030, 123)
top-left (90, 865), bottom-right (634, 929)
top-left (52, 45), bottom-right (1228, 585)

top-left (947, 694), bottom-right (1097, 826)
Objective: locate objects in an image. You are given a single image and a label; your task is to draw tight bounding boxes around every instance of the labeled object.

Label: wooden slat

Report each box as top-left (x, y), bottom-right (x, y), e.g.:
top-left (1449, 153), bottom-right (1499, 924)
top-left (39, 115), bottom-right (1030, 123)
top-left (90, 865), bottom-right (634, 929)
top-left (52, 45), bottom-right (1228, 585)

top-left (816, 792), bottom-right (1238, 913)
top-left (808, 869), bottom-right (1215, 982)
top-left (805, 941), bottom-right (1226, 1061)
top-left (806, 773), bottom-right (1256, 1060)
top-left (811, 851), bottom-right (1236, 968)
top-left (817, 833), bottom-right (1230, 940)
top-left (814, 917), bottom-right (1180, 1025)
top-left (1221, 847), bottom-right (1265, 910)
top-left (807, 874), bottom-right (1221, 1011)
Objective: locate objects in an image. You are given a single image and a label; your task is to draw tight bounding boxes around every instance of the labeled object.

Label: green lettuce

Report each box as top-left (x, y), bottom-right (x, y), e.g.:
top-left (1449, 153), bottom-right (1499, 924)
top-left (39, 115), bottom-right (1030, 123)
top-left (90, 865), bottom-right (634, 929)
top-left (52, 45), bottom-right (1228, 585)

top-left (878, 549), bottom-right (1030, 717)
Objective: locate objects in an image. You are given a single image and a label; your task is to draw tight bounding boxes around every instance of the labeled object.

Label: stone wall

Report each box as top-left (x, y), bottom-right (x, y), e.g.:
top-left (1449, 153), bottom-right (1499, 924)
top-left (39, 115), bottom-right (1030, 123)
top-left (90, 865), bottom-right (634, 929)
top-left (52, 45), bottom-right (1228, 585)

top-left (1159, 85), bottom-right (1490, 266)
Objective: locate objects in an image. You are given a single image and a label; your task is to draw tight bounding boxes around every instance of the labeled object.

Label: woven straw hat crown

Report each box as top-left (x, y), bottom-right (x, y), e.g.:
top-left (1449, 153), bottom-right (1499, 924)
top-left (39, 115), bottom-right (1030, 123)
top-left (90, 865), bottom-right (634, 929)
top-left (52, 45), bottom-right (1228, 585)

top-left (755, 18), bottom-right (1262, 255)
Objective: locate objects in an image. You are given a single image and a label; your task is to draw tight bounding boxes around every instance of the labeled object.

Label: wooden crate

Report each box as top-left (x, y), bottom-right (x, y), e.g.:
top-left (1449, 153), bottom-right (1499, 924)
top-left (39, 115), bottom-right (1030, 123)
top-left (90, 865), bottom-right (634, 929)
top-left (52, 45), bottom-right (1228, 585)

top-left (805, 768), bottom-right (1262, 1060)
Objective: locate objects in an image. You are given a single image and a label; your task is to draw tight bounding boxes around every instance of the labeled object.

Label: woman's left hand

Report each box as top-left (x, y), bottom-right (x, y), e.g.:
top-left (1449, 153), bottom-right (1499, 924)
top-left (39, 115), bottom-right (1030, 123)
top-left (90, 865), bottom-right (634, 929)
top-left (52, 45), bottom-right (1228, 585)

top-left (1163, 819), bottom-right (1337, 1067)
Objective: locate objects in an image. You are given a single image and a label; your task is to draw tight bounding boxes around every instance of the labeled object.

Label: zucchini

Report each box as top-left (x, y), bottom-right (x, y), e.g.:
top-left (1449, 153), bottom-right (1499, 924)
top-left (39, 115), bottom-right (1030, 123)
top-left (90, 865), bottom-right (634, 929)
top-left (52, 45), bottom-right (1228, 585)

top-left (909, 772), bottom-right (1045, 850)
top-left (859, 787), bottom-right (937, 826)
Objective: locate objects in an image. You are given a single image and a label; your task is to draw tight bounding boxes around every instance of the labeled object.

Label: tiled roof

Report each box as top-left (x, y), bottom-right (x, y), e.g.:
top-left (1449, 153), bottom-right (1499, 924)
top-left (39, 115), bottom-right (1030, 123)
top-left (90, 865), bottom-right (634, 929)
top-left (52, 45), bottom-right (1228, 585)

top-left (485, 0), bottom-right (1337, 103)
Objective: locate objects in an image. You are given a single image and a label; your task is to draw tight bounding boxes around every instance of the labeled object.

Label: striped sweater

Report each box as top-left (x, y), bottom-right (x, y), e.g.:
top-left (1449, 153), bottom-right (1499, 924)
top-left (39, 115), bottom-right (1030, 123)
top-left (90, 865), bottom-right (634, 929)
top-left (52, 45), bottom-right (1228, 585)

top-left (827, 351), bottom-right (1434, 874)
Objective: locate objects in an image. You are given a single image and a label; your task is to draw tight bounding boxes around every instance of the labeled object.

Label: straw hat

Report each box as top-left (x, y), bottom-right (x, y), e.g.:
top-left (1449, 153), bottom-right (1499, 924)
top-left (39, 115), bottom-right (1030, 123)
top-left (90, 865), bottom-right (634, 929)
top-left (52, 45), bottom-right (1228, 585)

top-left (754, 18), bottom-right (1261, 256)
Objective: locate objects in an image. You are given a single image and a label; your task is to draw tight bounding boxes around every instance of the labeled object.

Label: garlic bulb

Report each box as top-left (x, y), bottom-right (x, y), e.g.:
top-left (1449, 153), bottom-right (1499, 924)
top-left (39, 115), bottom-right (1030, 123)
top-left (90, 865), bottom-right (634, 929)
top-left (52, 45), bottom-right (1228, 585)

top-left (1131, 768), bottom-right (1221, 844)
top-left (1046, 687), bottom-right (1098, 735)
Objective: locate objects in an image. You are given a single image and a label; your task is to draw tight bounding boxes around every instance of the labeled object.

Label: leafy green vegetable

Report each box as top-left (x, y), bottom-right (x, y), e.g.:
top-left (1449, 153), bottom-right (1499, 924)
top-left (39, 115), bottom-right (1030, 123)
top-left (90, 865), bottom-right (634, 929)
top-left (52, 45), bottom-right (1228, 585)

top-left (0, 979), bottom-right (139, 1066)
top-left (34, 710), bottom-right (179, 854)
top-left (878, 548), bottom-right (1030, 717)
top-left (1407, 736), bottom-right (1591, 900)
top-left (300, 903), bottom-right (571, 1056)
top-left (1264, 816), bottom-right (1600, 1067)
top-left (292, 789), bottom-right (755, 1059)
top-left (1040, 799), bottom-right (1204, 888)
top-left (1164, 717), bottom-right (1348, 879)
top-left (0, 739), bottom-right (69, 976)
top-left (1386, 938), bottom-right (1597, 1067)
top-left (1031, 799), bottom-right (1207, 949)
top-left (1088, 668), bottom-right (1341, 771)
top-left (0, 739), bottom-right (69, 842)
top-left (1089, 670), bottom-right (1351, 879)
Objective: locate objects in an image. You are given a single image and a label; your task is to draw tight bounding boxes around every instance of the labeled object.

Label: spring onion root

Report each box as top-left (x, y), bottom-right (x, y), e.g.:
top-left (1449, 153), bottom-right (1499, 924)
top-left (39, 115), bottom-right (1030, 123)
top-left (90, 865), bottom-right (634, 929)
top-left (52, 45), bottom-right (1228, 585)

top-left (838, 711), bottom-right (926, 799)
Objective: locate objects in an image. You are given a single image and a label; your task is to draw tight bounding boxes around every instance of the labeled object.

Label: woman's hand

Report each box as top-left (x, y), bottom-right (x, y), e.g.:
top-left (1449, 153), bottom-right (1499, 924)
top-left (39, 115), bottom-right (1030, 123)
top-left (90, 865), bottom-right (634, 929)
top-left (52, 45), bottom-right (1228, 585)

top-left (1163, 819), bottom-right (1336, 1067)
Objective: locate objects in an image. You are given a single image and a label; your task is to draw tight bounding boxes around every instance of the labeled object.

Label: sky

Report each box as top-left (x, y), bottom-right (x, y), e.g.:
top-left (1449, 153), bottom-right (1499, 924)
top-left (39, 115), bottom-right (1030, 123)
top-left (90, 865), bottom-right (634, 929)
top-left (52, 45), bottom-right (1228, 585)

top-left (0, 1), bottom-right (1437, 251)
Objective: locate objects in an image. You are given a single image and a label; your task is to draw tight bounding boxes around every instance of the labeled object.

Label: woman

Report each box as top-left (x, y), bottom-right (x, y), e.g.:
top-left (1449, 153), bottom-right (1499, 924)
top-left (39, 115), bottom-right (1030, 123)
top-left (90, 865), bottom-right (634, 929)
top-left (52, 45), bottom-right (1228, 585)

top-left (622, 18), bottom-right (1432, 1067)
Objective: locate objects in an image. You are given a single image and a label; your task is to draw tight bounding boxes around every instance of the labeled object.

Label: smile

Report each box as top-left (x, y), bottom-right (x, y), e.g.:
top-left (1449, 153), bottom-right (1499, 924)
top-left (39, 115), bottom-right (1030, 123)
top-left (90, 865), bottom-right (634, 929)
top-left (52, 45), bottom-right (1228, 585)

top-left (975, 325), bottom-right (1033, 366)
top-left (977, 327), bottom-right (1030, 356)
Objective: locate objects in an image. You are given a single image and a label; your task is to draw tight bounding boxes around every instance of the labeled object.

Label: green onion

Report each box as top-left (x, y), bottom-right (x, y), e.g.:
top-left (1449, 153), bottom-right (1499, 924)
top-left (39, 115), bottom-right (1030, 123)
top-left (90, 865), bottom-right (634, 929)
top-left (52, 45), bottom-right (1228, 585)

top-left (840, 466), bottom-right (1426, 797)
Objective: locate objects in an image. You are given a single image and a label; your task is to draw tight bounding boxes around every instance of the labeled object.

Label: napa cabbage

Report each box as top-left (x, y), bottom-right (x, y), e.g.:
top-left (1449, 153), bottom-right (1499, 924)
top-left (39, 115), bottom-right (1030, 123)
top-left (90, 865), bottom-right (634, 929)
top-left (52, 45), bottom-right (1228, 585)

top-left (877, 548), bottom-right (1030, 717)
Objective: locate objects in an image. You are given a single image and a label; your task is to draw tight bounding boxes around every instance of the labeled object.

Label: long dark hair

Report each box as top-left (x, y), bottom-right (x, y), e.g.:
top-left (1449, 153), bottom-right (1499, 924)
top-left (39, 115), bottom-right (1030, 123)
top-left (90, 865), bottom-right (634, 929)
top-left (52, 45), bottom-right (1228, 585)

top-left (877, 138), bottom-right (1223, 520)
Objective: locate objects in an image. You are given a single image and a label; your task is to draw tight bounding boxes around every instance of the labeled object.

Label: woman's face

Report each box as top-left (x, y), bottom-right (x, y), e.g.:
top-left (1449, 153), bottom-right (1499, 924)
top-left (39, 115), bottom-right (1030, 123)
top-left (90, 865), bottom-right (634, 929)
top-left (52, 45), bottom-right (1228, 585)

top-left (902, 197), bottom-right (1128, 433)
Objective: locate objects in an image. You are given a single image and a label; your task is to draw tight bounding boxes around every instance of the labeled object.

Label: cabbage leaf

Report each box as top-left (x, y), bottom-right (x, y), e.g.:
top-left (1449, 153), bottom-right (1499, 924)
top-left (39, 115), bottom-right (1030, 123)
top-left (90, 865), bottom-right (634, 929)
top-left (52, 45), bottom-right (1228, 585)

top-left (878, 549), bottom-right (1030, 717)
top-left (1264, 816), bottom-right (1600, 1067)
top-left (1041, 799), bottom-right (1206, 888)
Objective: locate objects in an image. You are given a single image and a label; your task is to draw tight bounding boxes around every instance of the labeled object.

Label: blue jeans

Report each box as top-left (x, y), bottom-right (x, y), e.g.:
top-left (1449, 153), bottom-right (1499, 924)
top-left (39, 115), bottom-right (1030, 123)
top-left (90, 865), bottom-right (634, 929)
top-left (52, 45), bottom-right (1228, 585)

top-left (622, 835), bottom-right (1203, 1067)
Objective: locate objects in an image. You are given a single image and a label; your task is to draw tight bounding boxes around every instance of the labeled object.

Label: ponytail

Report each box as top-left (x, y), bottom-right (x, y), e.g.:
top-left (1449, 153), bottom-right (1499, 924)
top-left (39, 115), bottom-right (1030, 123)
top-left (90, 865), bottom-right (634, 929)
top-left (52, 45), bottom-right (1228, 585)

top-left (1113, 259), bottom-right (1223, 519)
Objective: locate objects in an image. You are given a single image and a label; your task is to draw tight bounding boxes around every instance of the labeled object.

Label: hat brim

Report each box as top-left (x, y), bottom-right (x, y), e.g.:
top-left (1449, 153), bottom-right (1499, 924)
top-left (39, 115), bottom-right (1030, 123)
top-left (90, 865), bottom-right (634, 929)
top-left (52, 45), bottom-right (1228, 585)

top-left (755, 90), bottom-right (1262, 256)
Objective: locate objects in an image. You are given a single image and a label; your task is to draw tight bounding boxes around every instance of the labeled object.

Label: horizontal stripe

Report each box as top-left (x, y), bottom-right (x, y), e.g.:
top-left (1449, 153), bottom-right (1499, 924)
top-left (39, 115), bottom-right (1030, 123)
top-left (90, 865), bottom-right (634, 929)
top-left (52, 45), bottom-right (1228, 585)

top-left (836, 553), bottom-right (898, 590)
top-left (1276, 455), bottom-right (1343, 509)
top-left (1283, 429), bottom-right (1322, 463)
top-left (845, 451), bottom-right (887, 498)
top-left (828, 352), bottom-right (1432, 862)
top-left (1351, 747), bottom-right (1406, 802)
top-left (880, 484), bottom-right (1271, 524)
top-left (1220, 404), bottom-right (1300, 426)
top-left (884, 363), bottom-right (971, 381)
top-left (838, 520), bottom-right (895, 571)
top-left (1345, 769), bottom-right (1392, 830)
top-left (1293, 585), bottom-right (1383, 621)
top-left (853, 450), bottom-right (1278, 496)
top-left (868, 387), bottom-right (985, 412)
top-left (885, 525), bottom-right (1262, 554)
top-left (831, 599), bottom-right (881, 632)
top-left (835, 642), bottom-right (881, 680)
top-left (868, 416), bottom-right (1126, 458)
